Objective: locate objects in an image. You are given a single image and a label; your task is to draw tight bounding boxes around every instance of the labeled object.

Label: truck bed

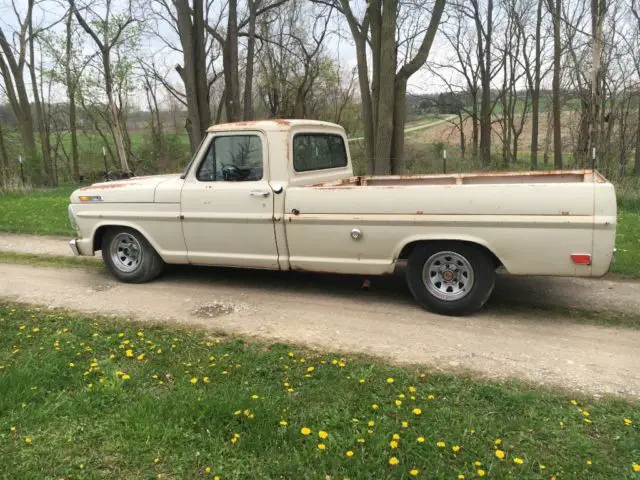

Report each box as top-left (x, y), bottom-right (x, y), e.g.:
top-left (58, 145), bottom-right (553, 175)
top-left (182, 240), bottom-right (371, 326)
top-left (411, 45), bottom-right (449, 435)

top-left (312, 169), bottom-right (607, 187)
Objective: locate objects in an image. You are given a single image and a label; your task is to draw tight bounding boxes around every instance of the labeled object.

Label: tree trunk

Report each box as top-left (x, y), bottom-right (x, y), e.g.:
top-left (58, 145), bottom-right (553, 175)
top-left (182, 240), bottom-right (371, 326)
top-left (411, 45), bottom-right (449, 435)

top-left (224, 0), bottom-right (241, 122)
top-left (0, 122), bottom-right (8, 187)
top-left (589, 0), bottom-right (606, 170)
top-left (530, 0), bottom-right (543, 170)
top-left (472, 98), bottom-right (479, 159)
top-left (352, 32), bottom-right (374, 173)
top-left (478, 0), bottom-right (493, 167)
top-left (243, 1), bottom-right (257, 121)
top-left (373, 0), bottom-right (397, 175)
top-left (635, 99), bottom-right (640, 176)
top-left (543, 103), bottom-right (553, 166)
top-left (550, 0), bottom-right (562, 168)
top-left (103, 51), bottom-right (129, 173)
top-left (390, 77), bottom-right (407, 174)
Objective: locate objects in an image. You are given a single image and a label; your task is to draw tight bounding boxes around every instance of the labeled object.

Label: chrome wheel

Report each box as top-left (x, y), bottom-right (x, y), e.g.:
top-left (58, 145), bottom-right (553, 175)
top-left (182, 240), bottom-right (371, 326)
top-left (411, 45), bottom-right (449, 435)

top-left (110, 232), bottom-right (143, 273)
top-left (422, 251), bottom-right (475, 301)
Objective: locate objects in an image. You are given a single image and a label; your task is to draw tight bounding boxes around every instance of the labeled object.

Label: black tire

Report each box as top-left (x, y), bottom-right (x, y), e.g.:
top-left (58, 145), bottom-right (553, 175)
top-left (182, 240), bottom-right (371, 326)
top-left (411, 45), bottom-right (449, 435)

top-left (101, 227), bottom-right (164, 283)
top-left (406, 242), bottom-right (495, 316)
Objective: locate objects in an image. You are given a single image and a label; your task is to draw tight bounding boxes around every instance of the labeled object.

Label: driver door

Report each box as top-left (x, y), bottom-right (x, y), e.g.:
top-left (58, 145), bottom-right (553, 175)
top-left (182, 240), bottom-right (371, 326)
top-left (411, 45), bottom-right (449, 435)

top-left (180, 131), bottom-right (279, 269)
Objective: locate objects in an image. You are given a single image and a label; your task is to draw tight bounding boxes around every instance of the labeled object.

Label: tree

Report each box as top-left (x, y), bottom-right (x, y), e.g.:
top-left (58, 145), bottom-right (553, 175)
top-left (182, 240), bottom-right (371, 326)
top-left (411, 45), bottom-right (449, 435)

top-left (546, 0), bottom-right (562, 168)
top-left (65, 9), bottom-right (80, 181)
top-left (633, 0), bottom-right (640, 176)
top-left (69, 0), bottom-right (139, 173)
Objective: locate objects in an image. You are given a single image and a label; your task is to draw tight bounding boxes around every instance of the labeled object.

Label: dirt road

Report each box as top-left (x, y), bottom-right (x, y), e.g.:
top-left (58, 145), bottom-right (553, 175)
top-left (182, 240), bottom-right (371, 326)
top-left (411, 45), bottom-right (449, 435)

top-left (1, 261), bottom-right (639, 398)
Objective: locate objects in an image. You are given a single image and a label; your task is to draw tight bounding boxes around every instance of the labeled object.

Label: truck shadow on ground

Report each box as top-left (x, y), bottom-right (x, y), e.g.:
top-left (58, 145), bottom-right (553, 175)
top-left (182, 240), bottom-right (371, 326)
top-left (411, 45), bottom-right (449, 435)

top-left (152, 263), bottom-right (590, 317)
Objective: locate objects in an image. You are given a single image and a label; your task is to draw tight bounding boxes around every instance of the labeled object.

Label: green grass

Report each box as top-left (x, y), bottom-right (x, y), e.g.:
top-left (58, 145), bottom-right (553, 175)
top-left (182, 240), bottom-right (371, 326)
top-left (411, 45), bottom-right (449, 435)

top-left (0, 186), bottom-right (76, 236)
top-left (0, 251), bottom-right (101, 269)
top-left (0, 303), bottom-right (638, 479)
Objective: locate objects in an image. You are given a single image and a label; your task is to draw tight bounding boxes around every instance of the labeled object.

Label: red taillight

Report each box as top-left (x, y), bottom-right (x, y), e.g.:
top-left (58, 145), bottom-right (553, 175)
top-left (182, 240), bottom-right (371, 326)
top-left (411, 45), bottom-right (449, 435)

top-left (571, 254), bottom-right (592, 265)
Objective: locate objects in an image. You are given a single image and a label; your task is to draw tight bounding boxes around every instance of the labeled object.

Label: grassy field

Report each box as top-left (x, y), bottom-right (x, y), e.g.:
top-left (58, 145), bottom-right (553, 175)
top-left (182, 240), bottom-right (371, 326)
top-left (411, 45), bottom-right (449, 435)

top-left (1, 303), bottom-right (639, 479)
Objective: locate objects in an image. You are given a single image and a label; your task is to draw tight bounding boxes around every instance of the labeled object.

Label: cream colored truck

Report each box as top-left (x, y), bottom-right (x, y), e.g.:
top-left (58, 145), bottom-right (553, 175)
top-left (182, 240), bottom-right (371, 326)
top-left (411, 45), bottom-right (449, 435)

top-left (68, 120), bottom-right (617, 315)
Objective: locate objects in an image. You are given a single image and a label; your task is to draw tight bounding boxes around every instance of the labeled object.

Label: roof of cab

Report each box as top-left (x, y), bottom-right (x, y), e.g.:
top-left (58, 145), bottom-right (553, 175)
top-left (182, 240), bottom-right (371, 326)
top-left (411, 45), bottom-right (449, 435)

top-left (206, 119), bottom-right (342, 133)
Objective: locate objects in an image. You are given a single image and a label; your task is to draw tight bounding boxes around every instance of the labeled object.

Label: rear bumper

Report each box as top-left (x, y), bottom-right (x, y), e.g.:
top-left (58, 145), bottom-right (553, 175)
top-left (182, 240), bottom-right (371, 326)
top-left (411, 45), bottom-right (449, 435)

top-left (69, 238), bottom-right (94, 257)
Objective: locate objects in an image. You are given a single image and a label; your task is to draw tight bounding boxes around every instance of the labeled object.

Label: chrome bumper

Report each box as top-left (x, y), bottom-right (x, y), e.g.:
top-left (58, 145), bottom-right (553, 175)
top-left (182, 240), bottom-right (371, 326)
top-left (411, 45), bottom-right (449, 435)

top-left (69, 239), bottom-right (80, 256)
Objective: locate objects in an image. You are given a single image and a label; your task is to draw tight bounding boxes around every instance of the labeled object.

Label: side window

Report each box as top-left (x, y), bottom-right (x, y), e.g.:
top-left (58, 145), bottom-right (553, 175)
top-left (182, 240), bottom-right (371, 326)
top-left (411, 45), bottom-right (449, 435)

top-left (293, 134), bottom-right (347, 172)
top-left (197, 135), bottom-right (263, 182)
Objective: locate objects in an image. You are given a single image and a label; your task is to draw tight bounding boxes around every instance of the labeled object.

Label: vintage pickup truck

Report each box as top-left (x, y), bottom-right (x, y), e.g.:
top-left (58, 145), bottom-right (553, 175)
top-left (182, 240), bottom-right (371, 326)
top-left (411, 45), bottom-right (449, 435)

top-left (68, 119), bottom-right (617, 315)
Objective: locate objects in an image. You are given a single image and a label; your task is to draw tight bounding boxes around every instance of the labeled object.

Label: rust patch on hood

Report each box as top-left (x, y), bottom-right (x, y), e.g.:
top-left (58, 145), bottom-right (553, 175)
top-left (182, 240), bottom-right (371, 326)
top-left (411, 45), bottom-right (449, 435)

top-left (79, 182), bottom-right (140, 190)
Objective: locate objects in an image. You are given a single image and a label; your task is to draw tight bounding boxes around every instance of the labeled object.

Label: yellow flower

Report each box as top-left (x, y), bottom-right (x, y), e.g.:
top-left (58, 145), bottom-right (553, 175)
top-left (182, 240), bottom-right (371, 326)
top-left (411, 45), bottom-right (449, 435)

top-left (359, 378), bottom-right (366, 384)
top-left (279, 420), bottom-right (288, 426)
top-left (477, 469), bottom-right (486, 477)
top-left (137, 353), bottom-right (145, 361)
top-left (402, 421), bottom-right (409, 428)
top-left (584, 418), bottom-right (592, 424)
top-left (408, 386), bottom-right (417, 393)
top-left (513, 457), bottom-right (524, 465)
top-left (494, 438), bottom-right (502, 446)
top-left (357, 438), bottom-right (365, 443)
top-left (69, 362), bottom-right (75, 368)
top-left (624, 418), bottom-right (632, 426)
top-left (436, 441), bottom-right (445, 448)
top-left (372, 403), bottom-right (379, 410)
top-left (10, 427), bottom-right (16, 433)
top-left (395, 400), bottom-right (402, 407)
top-left (416, 437), bottom-right (425, 443)
top-left (190, 377), bottom-right (198, 384)
top-left (633, 463), bottom-right (640, 472)
top-left (398, 394), bottom-right (406, 399)
top-left (387, 377), bottom-right (394, 384)
top-left (231, 437), bottom-right (238, 444)
top-left (458, 475), bottom-right (465, 480)
top-left (368, 421), bottom-right (375, 427)
top-left (586, 459), bottom-right (592, 466)
top-left (427, 394), bottom-right (435, 400)
top-left (474, 461), bottom-right (482, 467)
top-left (452, 445), bottom-right (461, 454)
top-left (409, 468), bottom-right (419, 476)
top-left (204, 466), bottom-right (211, 473)
top-left (495, 449), bottom-right (505, 459)
top-left (412, 408), bottom-right (422, 416)
top-left (307, 366), bottom-right (314, 373)
top-left (392, 433), bottom-right (400, 440)
top-left (24, 437), bottom-right (32, 444)
top-left (203, 377), bottom-right (210, 384)
top-left (154, 458), bottom-right (160, 464)
top-left (300, 427), bottom-right (311, 436)
top-left (317, 443), bottom-right (326, 450)
top-left (346, 450), bottom-right (354, 458)
top-left (389, 440), bottom-right (399, 449)
top-left (388, 456), bottom-right (399, 466)
top-left (582, 410), bottom-right (590, 417)
top-left (318, 430), bottom-right (329, 440)
top-left (570, 399), bottom-right (578, 405)
top-left (251, 394), bottom-right (259, 400)
top-left (122, 374), bottom-right (131, 380)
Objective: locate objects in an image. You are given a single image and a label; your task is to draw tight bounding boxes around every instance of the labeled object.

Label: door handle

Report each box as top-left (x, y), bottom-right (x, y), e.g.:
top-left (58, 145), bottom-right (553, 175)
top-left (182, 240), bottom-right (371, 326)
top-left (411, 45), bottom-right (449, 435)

top-left (250, 189), bottom-right (271, 198)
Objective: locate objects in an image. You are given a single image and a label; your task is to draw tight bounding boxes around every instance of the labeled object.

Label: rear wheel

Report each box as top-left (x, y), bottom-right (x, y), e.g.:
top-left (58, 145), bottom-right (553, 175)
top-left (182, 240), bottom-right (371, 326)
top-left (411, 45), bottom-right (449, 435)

top-left (102, 227), bottom-right (164, 283)
top-left (406, 242), bottom-right (495, 316)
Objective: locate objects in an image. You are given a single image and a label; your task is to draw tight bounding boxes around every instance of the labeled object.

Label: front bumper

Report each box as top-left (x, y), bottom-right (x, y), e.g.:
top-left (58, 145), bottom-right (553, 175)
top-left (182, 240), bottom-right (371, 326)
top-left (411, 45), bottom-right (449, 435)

top-left (69, 239), bottom-right (79, 256)
top-left (69, 238), bottom-right (94, 257)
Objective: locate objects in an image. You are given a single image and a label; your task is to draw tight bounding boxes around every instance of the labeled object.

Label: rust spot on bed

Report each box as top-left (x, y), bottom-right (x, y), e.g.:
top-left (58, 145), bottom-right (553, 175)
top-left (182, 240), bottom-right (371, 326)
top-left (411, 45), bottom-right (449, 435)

top-left (416, 210), bottom-right (424, 215)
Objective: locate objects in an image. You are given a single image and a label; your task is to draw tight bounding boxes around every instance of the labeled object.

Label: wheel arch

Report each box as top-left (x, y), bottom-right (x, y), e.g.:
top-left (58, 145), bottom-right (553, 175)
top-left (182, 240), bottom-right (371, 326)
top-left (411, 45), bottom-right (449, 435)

top-left (394, 236), bottom-right (504, 270)
top-left (91, 223), bottom-right (164, 260)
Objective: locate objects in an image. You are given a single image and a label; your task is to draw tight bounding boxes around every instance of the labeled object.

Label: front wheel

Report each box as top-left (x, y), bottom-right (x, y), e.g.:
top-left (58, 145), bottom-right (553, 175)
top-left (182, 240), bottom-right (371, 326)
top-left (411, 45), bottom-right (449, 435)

top-left (102, 227), bottom-right (164, 283)
top-left (406, 242), bottom-right (495, 316)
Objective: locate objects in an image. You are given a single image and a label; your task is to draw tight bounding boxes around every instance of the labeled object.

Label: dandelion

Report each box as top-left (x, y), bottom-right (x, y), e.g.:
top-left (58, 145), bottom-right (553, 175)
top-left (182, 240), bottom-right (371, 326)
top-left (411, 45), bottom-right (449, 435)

top-left (409, 468), bottom-right (419, 476)
top-left (154, 458), bottom-right (160, 464)
top-left (346, 450), bottom-right (354, 458)
top-left (307, 367), bottom-right (314, 373)
top-left (586, 460), bottom-right (592, 466)
top-left (474, 461), bottom-right (482, 467)
top-left (416, 437), bottom-right (425, 444)
top-left (513, 457), bottom-right (524, 465)
top-left (395, 400), bottom-right (402, 407)
top-left (633, 463), bottom-right (640, 472)
top-left (125, 349), bottom-right (134, 358)
top-left (388, 456), bottom-right (399, 466)
top-left (412, 408), bottom-right (422, 416)
top-left (368, 421), bottom-right (375, 427)
top-left (137, 353), bottom-right (145, 361)
top-left (359, 378), bottom-right (366, 384)
top-left (251, 394), bottom-right (259, 400)
top-left (494, 438), bottom-right (502, 446)
top-left (279, 420), bottom-right (288, 427)
top-left (458, 475), bottom-right (465, 479)
top-left (392, 433), bottom-right (400, 440)
top-left (387, 377), bottom-right (394, 384)
top-left (357, 438), bottom-right (366, 444)
top-left (624, 418), bottom-right (632, 426)
top-left (122, 374), bottom-right (131, 380)
top-left (190, 377), bottom-right (198, 384)
top-left (495, 449), bottom-right (505, 459)
top-left (582, 410), bottom-right (590, 417)
top-left (436, 441), bottom-right (445, 448)
top-left (317, 443), bottom-right (326, 450)
top-left (10, 427), bottom-right (16, 433)
top-left (318, 431), bottom-right (329, 440)
top-left (203, 377), bottom-right (210, 384)
top-left (24, 437), bottom-right (32, 444)
top-left (427, 394), bottom-right (435, 400)
top-left (477, 469), bottom-right (486, 477)
top-left (204, 467), bottom-right (211, 473)
top-left (372, 403), bottom-right (379, 410)
top-left (402, 421), bottom-right (409, 428)
top-left (409, 386), bottom-right (417, 393)
top-left (452, 445), bottom-right (461, 454)
top-left (390, 440), bottom-right (399, 449)
top-left (570, 399), bottom-right (578, 405)
top-left (300, 427), bottom-right (311, 436)
top-left (69, 362), bottom-right (75, 368)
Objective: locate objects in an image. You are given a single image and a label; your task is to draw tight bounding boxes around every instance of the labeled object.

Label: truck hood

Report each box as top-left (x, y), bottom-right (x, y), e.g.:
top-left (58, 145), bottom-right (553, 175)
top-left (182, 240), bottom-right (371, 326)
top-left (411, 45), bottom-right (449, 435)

top-left (70, 174), bottom-right (181, 203)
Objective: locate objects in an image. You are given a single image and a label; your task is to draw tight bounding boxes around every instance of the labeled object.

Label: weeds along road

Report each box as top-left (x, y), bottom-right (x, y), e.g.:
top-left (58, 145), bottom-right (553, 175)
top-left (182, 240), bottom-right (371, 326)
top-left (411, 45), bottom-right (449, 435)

top-left (1, 261), bottom-right (639, 399)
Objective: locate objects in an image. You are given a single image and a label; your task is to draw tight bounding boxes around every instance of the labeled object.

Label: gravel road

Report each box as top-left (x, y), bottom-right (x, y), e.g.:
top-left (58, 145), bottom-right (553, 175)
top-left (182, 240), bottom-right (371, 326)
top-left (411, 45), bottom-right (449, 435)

top-left (1, 260), bottom-right (639, 398)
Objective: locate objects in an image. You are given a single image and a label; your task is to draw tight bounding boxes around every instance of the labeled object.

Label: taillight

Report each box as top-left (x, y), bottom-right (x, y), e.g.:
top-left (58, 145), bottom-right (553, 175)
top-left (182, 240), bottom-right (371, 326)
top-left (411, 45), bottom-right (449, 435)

top-left (571, 254), bottom-right (592, 265)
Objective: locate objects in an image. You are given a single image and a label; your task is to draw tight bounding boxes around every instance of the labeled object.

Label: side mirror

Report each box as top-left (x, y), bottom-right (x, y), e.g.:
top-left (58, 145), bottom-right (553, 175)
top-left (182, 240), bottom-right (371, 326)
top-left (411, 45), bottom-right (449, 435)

top-left (272, 184), bottom-right (284, 194)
